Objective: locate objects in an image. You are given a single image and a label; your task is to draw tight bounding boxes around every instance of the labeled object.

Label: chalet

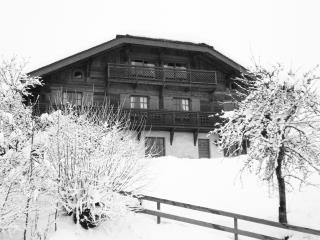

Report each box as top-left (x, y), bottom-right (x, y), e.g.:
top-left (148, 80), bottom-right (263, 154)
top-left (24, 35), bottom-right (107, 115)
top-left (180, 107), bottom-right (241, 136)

top-left (30, 35), bottom-right (246, 159)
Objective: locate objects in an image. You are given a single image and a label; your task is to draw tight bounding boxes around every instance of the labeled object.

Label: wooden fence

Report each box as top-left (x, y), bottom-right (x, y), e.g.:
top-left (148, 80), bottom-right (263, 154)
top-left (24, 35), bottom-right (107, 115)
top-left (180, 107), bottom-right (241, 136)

top-left (129, 194), bottom-right (320, 240)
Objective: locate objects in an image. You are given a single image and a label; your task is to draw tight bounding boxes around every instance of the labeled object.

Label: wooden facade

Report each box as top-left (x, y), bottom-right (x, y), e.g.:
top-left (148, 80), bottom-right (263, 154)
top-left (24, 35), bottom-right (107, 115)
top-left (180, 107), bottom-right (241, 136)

top-left (30, 35), bottom-right (245, 158)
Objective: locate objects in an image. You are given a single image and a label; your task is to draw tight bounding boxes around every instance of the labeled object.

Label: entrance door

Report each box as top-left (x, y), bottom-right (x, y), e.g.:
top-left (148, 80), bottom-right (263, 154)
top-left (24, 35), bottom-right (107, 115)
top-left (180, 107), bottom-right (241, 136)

top-left (198, 139), bottom-right (210, 158)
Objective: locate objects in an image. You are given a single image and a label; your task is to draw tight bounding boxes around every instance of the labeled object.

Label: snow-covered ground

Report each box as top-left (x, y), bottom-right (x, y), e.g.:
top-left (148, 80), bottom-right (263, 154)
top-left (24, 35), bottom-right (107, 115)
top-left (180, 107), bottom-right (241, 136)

top-left (47, 156), bottom-right (320, 240)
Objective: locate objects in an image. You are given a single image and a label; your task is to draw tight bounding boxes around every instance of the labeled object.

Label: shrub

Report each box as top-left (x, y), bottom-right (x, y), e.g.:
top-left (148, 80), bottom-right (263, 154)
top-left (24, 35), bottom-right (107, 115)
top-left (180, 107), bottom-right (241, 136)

top-left (41, 106), bottom-right (148, 229)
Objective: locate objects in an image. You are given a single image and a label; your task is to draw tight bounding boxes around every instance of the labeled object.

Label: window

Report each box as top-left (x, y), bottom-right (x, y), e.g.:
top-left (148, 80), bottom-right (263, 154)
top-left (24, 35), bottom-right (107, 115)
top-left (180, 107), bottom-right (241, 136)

top-left (130, 96), bottom-right (148, 109)
top-left (108, 94), bottom-right (120, 107)
top-left (173, 98), bottom-right (190, 111)
top-left (131, 60), bottom-right (155, 67)
top-left (164, 63), bottom-right (187, 69)
top-left (73, 70), bottom-right (84, 79)
top-left (62, 92), bottom-right (82, 106)
top-left (198, 139), bottom-right (210, 158)
top-left (145, 137), bottom-right (165, 157)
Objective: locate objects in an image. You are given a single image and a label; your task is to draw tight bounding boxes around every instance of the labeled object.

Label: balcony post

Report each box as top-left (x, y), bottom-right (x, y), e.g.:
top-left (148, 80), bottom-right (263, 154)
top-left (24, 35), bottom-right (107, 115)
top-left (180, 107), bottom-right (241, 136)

top-left (172, 112), bottom-right (175, 125)
top-left (162, 68), bottom-right (165, 84)
top-left (196, 112), bottom-right (200, 127)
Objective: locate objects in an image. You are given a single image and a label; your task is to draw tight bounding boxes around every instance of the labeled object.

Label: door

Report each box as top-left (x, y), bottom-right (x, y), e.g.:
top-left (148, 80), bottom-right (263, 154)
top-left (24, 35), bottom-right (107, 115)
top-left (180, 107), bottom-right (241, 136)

top-left (198, 139), bottom-right (210, 158)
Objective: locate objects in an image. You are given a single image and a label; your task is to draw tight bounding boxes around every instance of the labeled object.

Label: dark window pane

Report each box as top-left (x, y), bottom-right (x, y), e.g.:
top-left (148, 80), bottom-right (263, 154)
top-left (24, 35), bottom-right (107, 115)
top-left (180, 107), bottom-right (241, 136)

top-left (145, 137), bottom-right (165, 157)
top-left (73, 70), bottom-right (83, 79)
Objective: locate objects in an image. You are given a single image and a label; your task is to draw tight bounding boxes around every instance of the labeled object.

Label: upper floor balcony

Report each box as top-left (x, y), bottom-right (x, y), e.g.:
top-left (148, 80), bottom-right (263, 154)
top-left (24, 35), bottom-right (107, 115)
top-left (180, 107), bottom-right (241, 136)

top-left (33, 103), bottom-right (219, 132)
top-left (107, 63), bottom-right (217, 87)
top-left (122, 109), bottom-right (218, 132)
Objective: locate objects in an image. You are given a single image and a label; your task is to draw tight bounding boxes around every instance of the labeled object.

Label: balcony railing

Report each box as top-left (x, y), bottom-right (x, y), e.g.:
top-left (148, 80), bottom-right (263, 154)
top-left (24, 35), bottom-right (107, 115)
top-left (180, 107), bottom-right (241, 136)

top-left (33, 103), bottom-right (218, 129)
top-left (121, 109), bottom-right (218, 129)
top-left (108, 63), bottom-right (217, 85)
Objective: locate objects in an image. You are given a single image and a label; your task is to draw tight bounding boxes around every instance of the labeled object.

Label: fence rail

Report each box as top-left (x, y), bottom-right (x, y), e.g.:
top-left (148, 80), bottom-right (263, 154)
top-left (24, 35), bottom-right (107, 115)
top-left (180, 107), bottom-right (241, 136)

top-left (108, 63), bottom-right (217, 85)
top-left (129, 193), bottom-right (320, 240)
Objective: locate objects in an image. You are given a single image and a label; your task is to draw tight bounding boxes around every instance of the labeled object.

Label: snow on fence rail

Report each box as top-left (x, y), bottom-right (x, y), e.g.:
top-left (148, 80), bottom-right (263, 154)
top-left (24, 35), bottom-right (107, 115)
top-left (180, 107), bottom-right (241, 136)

top-left (122, 192), bottom-right (320, 240)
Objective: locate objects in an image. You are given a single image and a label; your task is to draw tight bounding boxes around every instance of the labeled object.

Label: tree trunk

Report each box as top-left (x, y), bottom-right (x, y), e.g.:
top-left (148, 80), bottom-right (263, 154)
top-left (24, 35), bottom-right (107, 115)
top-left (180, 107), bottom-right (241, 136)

top-left (276, 145), bottom-right (288, 224)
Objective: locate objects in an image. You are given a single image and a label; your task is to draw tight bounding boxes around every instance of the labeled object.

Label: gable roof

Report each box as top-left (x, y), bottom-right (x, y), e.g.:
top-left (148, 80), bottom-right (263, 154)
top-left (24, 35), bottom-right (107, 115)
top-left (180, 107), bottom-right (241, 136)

top-left (29, 34), bottom-right (247, 76)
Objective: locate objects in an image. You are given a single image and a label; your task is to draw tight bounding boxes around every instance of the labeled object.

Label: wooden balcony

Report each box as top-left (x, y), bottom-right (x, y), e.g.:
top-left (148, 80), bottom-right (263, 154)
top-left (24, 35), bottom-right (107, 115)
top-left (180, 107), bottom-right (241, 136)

top-left (108, 63), bottom-right (217, 87)
top-left (34, 103), bottom-right (219, 132)
top-left (121, 109), bottom-right (218, 132)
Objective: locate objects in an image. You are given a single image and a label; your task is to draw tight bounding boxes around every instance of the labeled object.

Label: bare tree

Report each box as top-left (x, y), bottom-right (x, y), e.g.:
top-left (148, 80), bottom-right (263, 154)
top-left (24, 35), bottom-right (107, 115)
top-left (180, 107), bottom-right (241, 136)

top-left (212, 64), bottom-right (320, 224)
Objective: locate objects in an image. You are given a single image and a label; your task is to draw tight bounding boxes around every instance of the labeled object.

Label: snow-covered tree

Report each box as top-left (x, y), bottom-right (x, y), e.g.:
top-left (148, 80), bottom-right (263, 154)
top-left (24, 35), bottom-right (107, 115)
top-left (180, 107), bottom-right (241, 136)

top-left (212, 64), bottom-right (320, 224)
top-left (0, 58), bottom-right (149, 237)
top-left (0, 57), bottom-right (45, 237)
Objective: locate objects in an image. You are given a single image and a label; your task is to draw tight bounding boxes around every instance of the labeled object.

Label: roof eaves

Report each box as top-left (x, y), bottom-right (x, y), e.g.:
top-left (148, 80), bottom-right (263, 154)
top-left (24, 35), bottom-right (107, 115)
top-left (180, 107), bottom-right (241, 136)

top-left (29, 35), bottom-right (247, 76)
top-left (116, 34), bottom-right (214, 49)
top-left (29, 37), bottom-right (125, 76)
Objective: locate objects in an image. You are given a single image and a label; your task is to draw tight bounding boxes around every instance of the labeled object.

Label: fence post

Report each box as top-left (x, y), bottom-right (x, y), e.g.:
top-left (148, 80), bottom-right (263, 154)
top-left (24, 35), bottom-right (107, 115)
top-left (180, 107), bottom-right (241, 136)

top-left (157, 201), bottom-right (161, 224)
top-left (234, 218), bottom-right (238, 240)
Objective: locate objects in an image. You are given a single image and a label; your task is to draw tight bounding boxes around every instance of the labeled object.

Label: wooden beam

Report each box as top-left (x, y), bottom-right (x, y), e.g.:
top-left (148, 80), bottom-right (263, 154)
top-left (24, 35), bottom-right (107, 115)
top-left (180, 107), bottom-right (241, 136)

top-left (170, 128), bottom-right (175, 145)
top-left (193, 129), bottom-right (199, 146)
top-left (159, 86), bottom-right (164, 109)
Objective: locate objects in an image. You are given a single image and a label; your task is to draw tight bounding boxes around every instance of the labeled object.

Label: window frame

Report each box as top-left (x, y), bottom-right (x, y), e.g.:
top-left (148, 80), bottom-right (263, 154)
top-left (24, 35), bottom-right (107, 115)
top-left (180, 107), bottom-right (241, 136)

top-left (145, 137), bottom-right (166, 157)
top-left (62, 91), bottom-right (83, 106)
top-left (173, 98), bottom-right (191, 111)
top-left (72, 69), bottom-right (85, 80)
top-left (130, 95), bottom-right (149, 109)
top-left (131, 60), bottom-right (155, 67)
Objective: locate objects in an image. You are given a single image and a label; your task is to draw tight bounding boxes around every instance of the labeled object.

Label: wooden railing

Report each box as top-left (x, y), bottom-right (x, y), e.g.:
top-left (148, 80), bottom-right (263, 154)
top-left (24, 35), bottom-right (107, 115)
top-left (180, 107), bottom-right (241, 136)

top-left (33, 103), bottom-right (219, 129)
top-left (108, 63), bottom-right (217, 85)
top-left (122, 109), bottom-right (218, 128)
top-left (128, 194), bottom-right (320, 240)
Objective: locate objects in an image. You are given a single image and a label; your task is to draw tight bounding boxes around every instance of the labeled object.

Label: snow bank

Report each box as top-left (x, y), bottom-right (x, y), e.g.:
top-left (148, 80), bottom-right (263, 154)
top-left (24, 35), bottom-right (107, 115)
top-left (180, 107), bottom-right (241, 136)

top-left (47, 156), bottom-right (320, 240)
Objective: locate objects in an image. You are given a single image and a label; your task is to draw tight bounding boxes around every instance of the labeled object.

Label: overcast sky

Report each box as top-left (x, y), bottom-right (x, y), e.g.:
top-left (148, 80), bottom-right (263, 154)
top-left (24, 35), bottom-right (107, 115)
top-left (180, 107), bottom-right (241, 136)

top-left (0, 0), bottom-right (319, 72)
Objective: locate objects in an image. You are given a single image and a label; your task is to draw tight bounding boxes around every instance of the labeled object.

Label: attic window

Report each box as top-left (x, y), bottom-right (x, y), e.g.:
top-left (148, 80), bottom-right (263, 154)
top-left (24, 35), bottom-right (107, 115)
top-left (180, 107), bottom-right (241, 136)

top-left (73, 70), bottom-right (84, 79)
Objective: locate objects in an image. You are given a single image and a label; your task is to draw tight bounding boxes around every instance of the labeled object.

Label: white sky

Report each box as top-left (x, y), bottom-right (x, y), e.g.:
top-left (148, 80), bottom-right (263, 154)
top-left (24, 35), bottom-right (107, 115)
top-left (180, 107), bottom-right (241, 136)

top-left (0, 0), bottom-right (319, 72)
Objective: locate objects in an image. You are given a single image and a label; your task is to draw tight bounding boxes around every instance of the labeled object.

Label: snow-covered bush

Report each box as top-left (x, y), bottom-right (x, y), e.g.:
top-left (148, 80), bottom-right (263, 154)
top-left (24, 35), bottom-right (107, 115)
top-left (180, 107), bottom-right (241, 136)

top-left (42, 107), bottom-right (147, 229)
top-left (0, 58), bottom-right (148, 238)
top-left (212, 64), bottom-right (320, 224)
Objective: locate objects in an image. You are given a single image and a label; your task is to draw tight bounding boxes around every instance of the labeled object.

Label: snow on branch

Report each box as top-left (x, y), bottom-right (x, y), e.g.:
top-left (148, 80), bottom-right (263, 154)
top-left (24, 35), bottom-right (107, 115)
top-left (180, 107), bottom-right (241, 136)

top-left (212, 64), bottom-right (320, 186)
